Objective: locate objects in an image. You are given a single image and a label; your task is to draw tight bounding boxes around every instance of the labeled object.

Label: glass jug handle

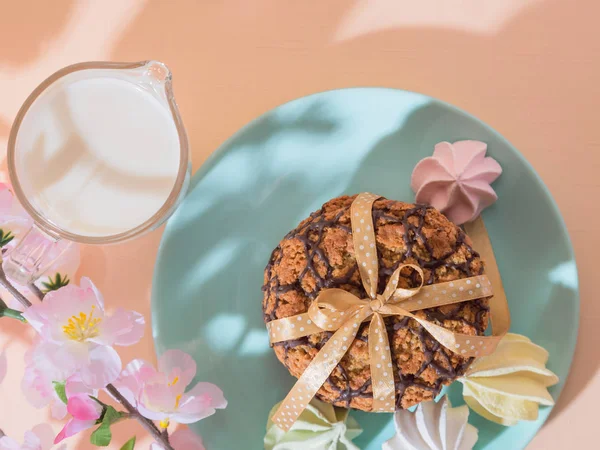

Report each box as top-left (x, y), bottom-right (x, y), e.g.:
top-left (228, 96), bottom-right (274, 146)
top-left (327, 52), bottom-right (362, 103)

top-left (2, 224), bottom-right (70, 285)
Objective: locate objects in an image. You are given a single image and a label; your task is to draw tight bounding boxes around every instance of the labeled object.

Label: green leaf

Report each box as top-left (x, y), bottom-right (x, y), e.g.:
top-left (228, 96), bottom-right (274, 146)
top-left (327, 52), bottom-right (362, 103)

top-left (41, 273), bottom-right (70, 293)
top-left (0, 229), bottom-right (14, 248)
top-left (104, 405), bottom-right (123, 424)
top-left (53, 381), bottom-right (68, 405)
top-left (120, 436), bottom-right (136, 450)
top-left (90, 422), bottom-right (112, 447)
top-left (90, 406), bottom-right (121, 447)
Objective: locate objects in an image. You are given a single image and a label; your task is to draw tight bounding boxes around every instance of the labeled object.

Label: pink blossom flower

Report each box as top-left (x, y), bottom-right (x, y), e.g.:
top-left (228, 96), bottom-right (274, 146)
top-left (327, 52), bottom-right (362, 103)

top-left (150, 428), bottom-right (205, 450)
top-left (54, 393), bottom-right (103, 444)
top-left (0, 350), bottom-right (6, 384)
top-left (111, 358), bottom-right (157, 407)
top-left (21, 341), bottom-right (93, 419)
top-left (0, 424), bottom-right (62, 450)
top-left (21, 340), bottom-right (74, 419)
top-left (22, 278), bottom-right (144, 388)
top-left (113, 350), bottom-right (226, 428)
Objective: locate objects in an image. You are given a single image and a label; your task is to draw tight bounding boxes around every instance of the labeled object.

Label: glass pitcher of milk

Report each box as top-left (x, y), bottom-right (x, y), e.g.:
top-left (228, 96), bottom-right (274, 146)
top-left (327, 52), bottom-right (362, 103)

top-left (4, 61), bottom-right (190, 284)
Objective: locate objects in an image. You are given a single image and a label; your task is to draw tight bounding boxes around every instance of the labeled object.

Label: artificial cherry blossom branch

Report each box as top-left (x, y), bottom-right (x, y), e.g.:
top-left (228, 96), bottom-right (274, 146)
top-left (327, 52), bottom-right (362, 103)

top-left (0, 271), bottom-right (175, 450)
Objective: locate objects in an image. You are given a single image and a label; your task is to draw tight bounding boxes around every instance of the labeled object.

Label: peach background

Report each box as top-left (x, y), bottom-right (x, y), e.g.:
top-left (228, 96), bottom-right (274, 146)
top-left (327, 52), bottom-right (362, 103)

top-left (0, 0), bottom-right (598, 448)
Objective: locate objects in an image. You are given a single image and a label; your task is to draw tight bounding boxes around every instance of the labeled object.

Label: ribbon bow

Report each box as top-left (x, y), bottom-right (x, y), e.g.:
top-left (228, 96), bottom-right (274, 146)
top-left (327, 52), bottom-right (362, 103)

top-left (268, 193), bottom-right (509, 432)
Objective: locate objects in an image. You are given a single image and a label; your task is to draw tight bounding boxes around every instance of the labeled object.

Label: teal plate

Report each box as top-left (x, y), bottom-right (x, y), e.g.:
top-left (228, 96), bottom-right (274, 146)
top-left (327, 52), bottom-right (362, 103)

top-left (152, 88), bottom-right (578, 450)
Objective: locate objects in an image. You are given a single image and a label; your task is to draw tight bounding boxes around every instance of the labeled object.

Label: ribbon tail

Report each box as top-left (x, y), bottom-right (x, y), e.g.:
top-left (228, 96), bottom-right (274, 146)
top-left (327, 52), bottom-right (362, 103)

top-left (464, 217), bottom-right (511, 340)
top-left (383, 304), bottom-right (503, 359)
top-left (271, 307), bottom-right (371, 431)
top-left (369, 313), bottom-right (396, 412)
top-left (413, 316), bottom-right (500, 358)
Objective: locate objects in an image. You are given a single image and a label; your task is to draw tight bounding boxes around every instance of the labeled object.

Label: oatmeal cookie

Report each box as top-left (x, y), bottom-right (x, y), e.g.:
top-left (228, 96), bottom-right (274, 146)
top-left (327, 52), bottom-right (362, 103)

top-left (262, 195), bottom-right (490, 412)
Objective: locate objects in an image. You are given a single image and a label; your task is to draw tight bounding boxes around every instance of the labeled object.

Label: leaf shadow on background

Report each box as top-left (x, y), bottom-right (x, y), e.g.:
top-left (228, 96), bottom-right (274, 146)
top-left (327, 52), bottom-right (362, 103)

top-left (0, 0), bottom-right (75, 66)
top-left (0, 0), bottom-right (595, 447)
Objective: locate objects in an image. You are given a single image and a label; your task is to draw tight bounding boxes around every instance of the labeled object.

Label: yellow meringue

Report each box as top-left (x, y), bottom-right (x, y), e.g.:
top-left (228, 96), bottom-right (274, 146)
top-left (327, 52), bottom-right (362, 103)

top-left (459, 333), bottom-right (559, 426)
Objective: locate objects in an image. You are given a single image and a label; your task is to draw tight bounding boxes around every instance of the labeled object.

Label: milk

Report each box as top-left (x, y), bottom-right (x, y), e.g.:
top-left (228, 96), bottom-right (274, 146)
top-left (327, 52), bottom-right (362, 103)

top-left (14, 69), bottom-right (181, 237)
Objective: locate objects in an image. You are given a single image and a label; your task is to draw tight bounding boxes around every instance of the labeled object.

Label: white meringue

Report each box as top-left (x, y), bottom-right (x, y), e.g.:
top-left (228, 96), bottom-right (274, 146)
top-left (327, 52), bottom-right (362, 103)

top-left (382, 396), bottom-right (478, 450)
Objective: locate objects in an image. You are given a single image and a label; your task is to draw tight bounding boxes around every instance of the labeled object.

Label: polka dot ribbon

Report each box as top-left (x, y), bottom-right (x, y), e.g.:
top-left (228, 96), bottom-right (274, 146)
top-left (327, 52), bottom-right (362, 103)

top-left (269, 193), bottom-right (510, 431)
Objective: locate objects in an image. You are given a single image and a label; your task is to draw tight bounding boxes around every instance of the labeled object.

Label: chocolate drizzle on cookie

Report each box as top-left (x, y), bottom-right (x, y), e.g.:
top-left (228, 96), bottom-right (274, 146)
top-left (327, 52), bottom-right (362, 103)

top-left (262, 195), bottom-right (490, 411)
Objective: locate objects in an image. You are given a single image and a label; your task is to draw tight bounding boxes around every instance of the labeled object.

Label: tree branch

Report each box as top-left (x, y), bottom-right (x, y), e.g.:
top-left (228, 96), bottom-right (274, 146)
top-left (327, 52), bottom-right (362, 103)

top-left (28, 283), bottom-right (45, 301)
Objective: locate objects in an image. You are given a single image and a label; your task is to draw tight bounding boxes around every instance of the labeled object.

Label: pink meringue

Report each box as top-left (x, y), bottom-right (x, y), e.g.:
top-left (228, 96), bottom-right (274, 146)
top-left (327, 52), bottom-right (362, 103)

top-left (411, 140), bottom-right (502, 225)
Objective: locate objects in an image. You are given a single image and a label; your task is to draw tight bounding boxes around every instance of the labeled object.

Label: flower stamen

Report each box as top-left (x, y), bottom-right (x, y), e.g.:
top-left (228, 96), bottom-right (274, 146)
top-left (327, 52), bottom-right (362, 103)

top-left (62, 305), bottom-right (102, 341)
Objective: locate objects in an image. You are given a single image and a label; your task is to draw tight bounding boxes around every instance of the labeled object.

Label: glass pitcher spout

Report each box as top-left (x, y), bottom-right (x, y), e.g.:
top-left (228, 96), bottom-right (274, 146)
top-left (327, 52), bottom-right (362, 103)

top-left (140, 60), bottom-right (171, 91)
top-left (117, 61), bottom-right (177, 109)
